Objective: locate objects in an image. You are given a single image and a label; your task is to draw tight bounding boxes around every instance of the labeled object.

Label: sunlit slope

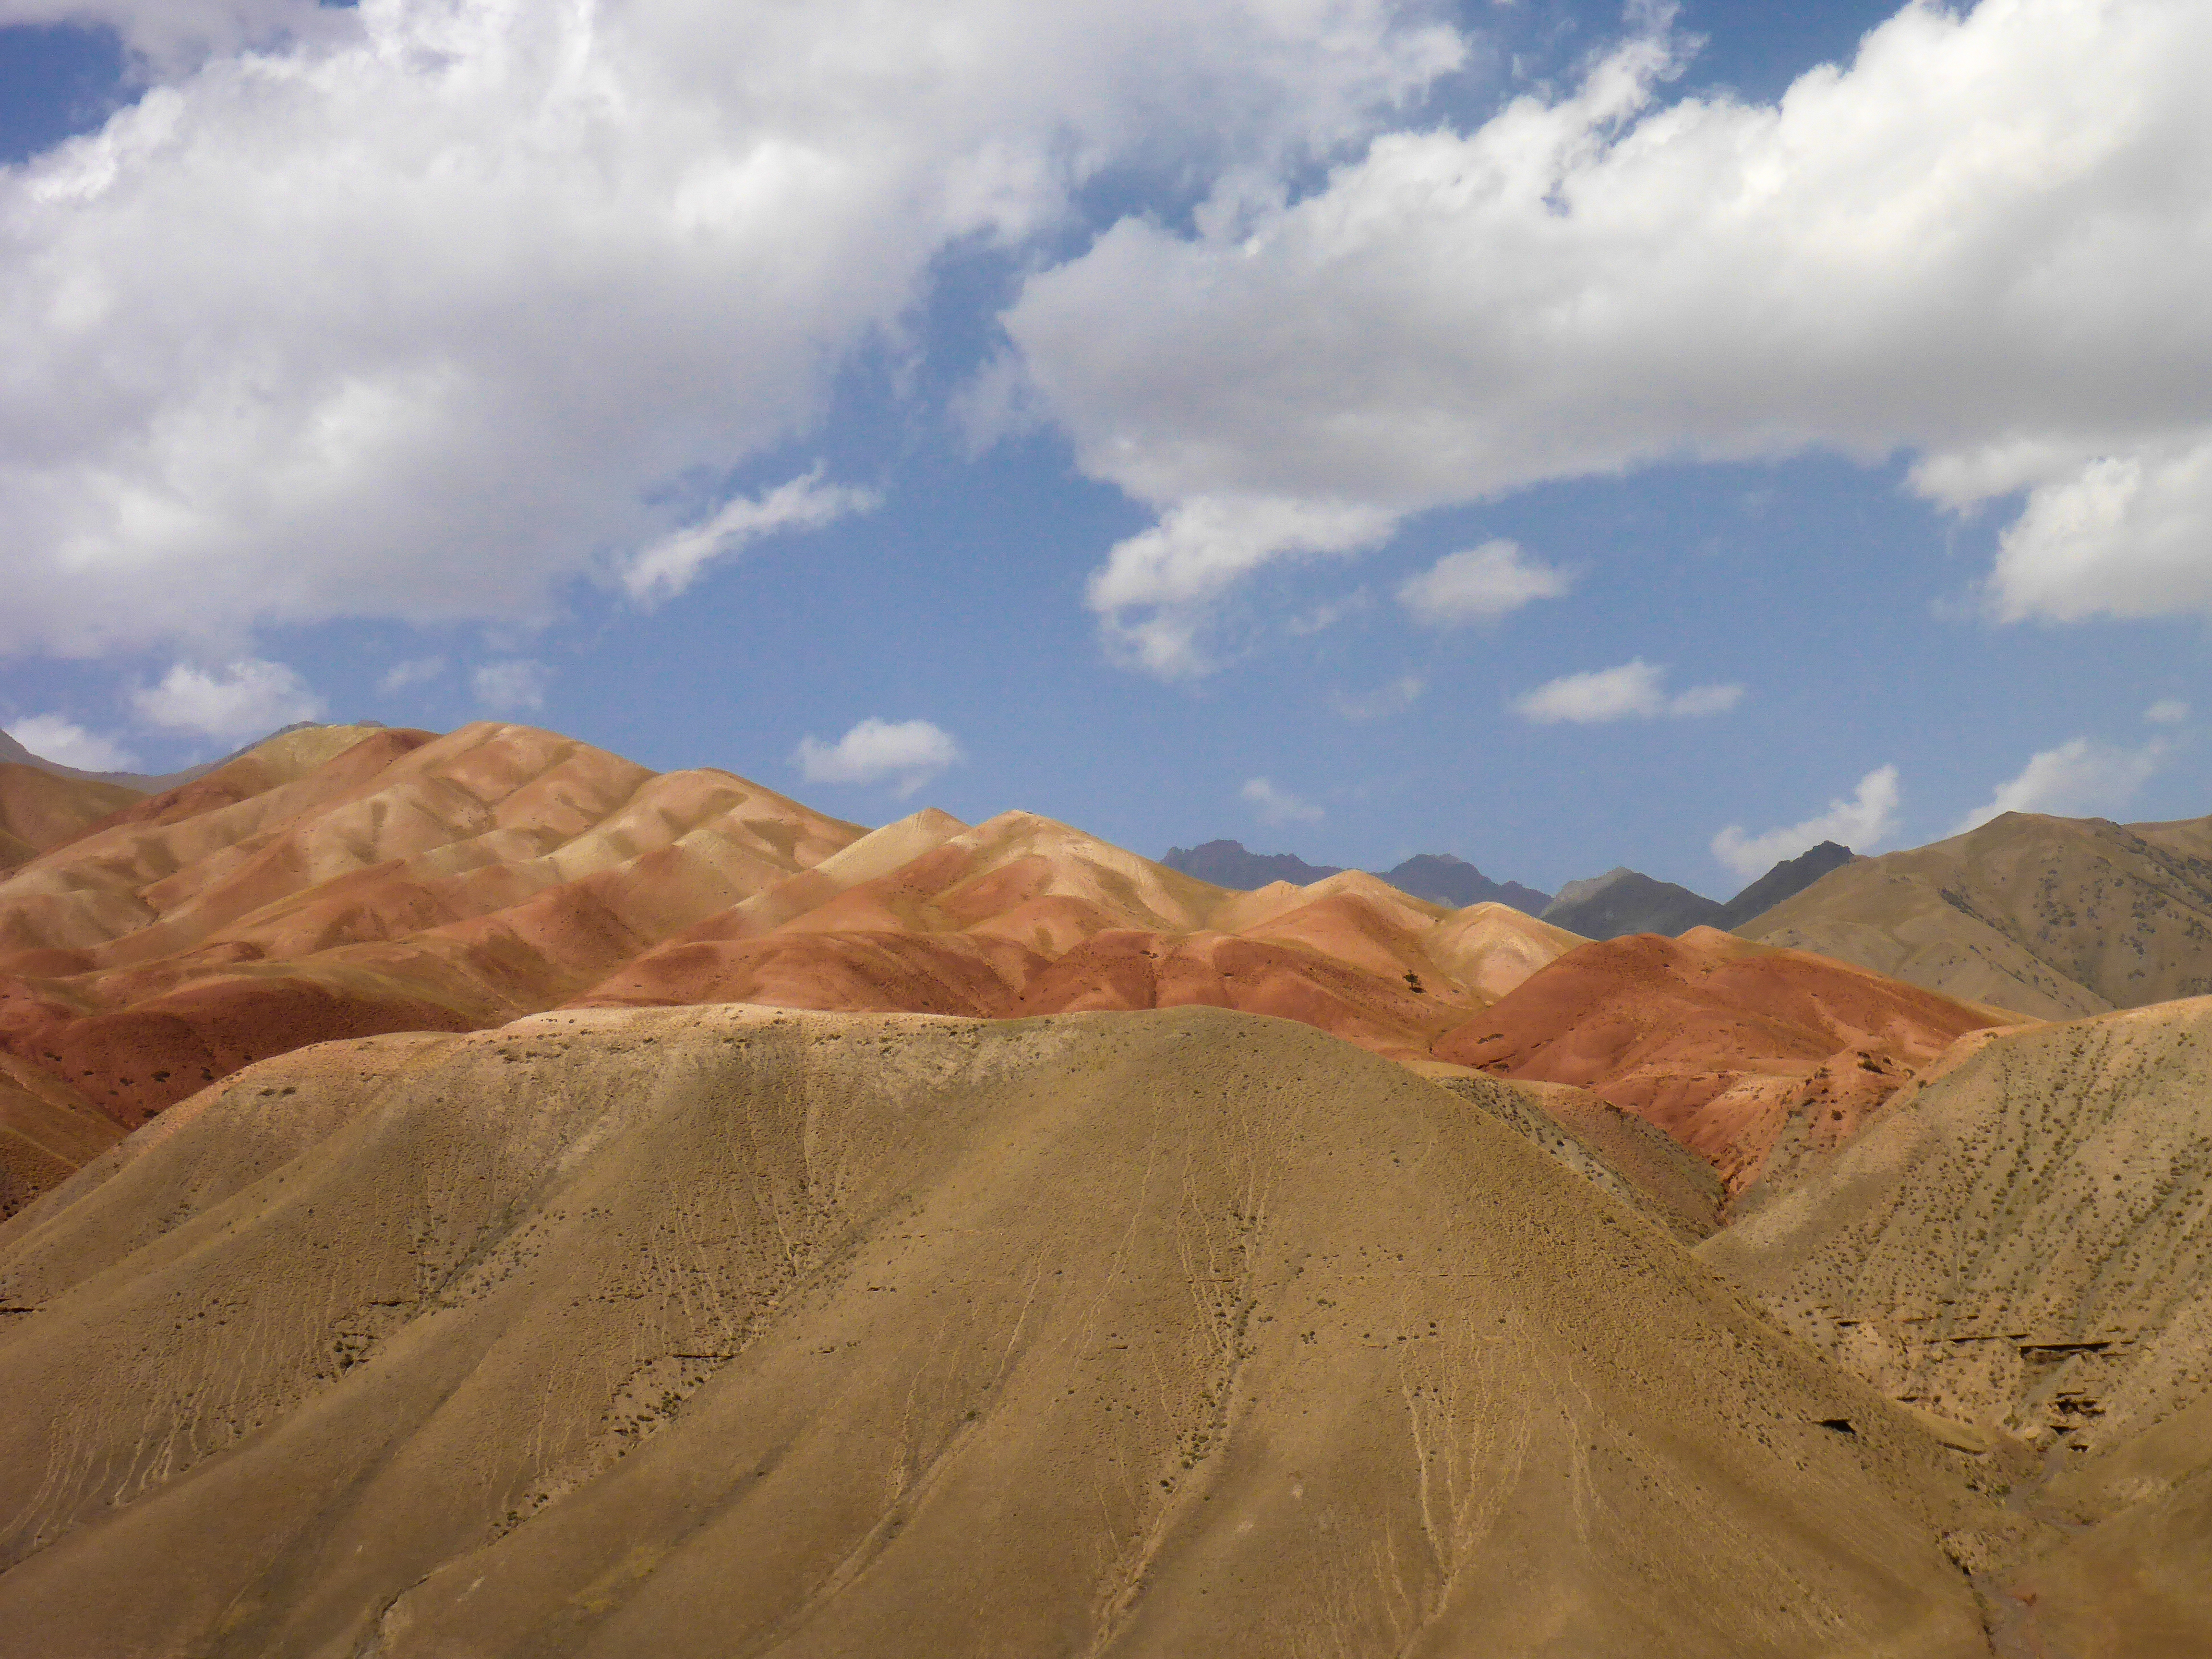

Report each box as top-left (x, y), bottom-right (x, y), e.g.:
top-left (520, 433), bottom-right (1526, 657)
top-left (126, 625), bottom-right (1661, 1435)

top-left (0, 722), bottom-right (868, 1125)
top-left (1738, 810), bottom-right (2212, 1019)
top-left (578, 813), bottom-right (1586, 1060)
top-left (1703, 998), bottom-right (2212, 1456)
top-left (1433, 930), bottom-right (2005, 1190)
top-left (0, 1006), bottom-right (2009, 1659)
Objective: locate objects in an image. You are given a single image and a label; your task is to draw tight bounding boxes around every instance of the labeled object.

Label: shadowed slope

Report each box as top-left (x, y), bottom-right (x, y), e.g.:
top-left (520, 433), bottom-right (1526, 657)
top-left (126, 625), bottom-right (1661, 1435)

top-left (1739, 811), bottom-right (2212, 1018)
top-left (0, 1054), bottom-right (121, 1220)
top-left (0, 1006), bottom-right (2017, 1658)
top-left (1434, 930), bottom-right (2005, 1190)
top-left (0, 767), bottom-right (142, 875)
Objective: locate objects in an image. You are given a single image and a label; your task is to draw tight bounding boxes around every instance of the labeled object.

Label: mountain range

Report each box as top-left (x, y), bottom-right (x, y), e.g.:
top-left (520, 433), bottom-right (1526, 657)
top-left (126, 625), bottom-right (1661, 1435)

top-left (1162, 839), bottom-right (1553, 911)
top-left (6, 720), bottom-right (2212, 1650)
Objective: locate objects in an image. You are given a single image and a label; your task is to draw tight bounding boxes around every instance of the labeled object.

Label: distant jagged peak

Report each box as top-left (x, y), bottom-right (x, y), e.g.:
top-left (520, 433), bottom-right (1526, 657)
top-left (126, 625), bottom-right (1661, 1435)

top-left (1160, 837), bottom-right (1550, 914)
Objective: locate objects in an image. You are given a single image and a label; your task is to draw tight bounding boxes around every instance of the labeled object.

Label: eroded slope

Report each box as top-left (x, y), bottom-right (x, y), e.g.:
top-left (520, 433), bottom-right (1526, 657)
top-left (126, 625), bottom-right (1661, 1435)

top-left (0, 1006), bottom-right (2011, 1659)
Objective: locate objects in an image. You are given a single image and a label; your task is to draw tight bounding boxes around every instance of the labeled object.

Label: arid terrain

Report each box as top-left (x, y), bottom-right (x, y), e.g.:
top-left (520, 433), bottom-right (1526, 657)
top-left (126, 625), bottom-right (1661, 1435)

top-left (1739, 811), bottom-right (2212, 1018)
top-left (4, 720), bottom-right (2212, 1653)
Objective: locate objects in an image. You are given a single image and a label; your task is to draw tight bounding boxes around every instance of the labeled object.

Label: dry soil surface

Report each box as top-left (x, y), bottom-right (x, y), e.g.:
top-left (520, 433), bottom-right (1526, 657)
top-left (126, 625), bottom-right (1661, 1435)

top-left (0, 1005), bottom-right (2021, 1659)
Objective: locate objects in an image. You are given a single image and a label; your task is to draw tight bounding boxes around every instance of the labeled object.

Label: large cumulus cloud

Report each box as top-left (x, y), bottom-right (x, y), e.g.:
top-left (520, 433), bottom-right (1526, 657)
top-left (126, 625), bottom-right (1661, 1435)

top-left (1005, 0), bottom-right (2212, 669)
top-left (0, 0), bottom-right (1462, 657)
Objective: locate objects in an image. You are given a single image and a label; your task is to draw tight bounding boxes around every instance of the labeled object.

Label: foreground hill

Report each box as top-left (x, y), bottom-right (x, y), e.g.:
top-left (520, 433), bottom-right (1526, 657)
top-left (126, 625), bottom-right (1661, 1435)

top-left (1433, 929), bottom-right (2008, 1190)
top-left (1739, 811), bottom-right (2212, 1018)
top-left (0, 1006), bottom-right (2020, 1657)
top-left (0, 724), bottom-right (1588, 1208)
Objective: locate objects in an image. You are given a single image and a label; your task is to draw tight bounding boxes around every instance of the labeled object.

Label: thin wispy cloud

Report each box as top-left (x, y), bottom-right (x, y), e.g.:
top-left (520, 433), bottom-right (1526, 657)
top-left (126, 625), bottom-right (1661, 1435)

top-left (1397, 541), bottom-right (1571, 627)
top-left (795, 718), bottom-right (961, 797)
top-left (131, 660), bottom-right (324, 742)
top-left (1512, 661), bottom-right (1742, 725)
top-left (2, 714), bottom-right (138, 772)
top-left (618, 471), bottom-right (880, 608)
top-left (1242, 776), bottom-right (1322, 826)
top-left (1952, 739), bottom-right (2164, 835)
top-left (472, 660), bottom-right (551, 714)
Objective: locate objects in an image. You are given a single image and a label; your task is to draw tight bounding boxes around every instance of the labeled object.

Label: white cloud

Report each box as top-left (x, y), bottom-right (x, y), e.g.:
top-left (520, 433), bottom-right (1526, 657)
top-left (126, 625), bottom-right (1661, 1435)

top-left (1087, 495), bottom-right (1398, 677)
top-left (1711, 765), bottom-right (1901, 882)
top-left (617, 469), bottom-right (880, 607)
top-left (1512, 660), bottom-right (1743, 725)
top-left (1242, 776), bottom-right (1322, 826)
top-left (1332, 673), bottom-right (1425, 721)
top-left (794, 717), bottom-right (961, 797)
top-left (0, 1), bottom-right (344, 69)
top-left (1396, 540), bottom-right (1571, 625)
top-left (472, 659), bottom-right (550, 713)
top-left (1006, 0), bottom-right (2212, 643)
top-left (130, 658), bottom-right (324, 742)
top-left (2147, 699), bottom-right (2190, 724)
top-left (3, 713), bottom-right (139, 771)
top-left (0, 0), bottom-right (1463, 659)
top-left (1951, 739), bottom-right (2164, 835)
top-left (378, 656), bottom-right (445, 696)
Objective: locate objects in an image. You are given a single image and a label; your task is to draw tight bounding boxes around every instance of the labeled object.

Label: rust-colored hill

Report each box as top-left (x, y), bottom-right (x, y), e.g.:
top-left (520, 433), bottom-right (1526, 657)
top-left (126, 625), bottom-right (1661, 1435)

top-left (0, 1005), bottom-right (2023, 1657)
top-left (577, 811), bottom-right (1587, 1062)
top-left (1432, 928), bottom-right (2009, 1191)
top-left (1738, 810), bottom-right (2212, 1019)
top-left (0, 722), bottom-right (869, 1138)
top-left (0, 764), bottom-right (141, 875)
top-left (0, 727), bottom-right (1587, 1209)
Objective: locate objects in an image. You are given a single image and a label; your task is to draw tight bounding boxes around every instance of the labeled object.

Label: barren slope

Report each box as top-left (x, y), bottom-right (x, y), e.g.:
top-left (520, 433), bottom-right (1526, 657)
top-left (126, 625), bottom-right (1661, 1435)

top-left (1433, 930), bottom-right (2005, 1190)
top-left (0, 766), bottom-right (141, 875)
top-left (1703, 998), bottom-right (2212, 1457)
top-left (577, 815), bottom-right (1587, 1062)
top-left (1739, 810), bottom-right (2212, 1018)
top-left (0, 722), bottom-right (869, 1130)
top-left (0, 1006), bottom-right (2018, 1658)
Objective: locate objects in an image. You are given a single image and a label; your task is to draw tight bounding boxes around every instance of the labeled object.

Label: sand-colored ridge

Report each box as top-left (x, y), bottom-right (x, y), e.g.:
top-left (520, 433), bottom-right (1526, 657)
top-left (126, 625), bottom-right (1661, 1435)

top-left (1739, 809), bottom-right (2212, 1018)
top-left (1433, 930), bottom-right (2005, 1190)
top-left (0, 1004), bottom-right (2020, 1657)
top-left (1703, 996), bottom-right (2212, 1460)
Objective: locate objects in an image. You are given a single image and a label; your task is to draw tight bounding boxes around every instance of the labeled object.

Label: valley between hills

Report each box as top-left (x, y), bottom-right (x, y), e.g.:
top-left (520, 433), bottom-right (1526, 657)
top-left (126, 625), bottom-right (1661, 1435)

top-left (3, 721), bottom-right (2210, 1655)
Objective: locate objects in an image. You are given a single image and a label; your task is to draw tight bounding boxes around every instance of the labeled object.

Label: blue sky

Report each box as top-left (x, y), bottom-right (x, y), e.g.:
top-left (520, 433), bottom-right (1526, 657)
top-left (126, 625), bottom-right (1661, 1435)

top-left (1, 0), bottom-right (2208, 899)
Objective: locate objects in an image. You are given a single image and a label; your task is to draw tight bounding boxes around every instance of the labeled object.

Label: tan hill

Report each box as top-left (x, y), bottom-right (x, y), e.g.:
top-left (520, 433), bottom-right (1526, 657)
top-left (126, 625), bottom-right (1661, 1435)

top-left (1431, 928), bottom-right (2008, 1191)
top-left (1704, 996), bottom-right (2212, 1455)
top-left (0, 1005), bottom-right (2025, 1657)
top-left (1699, 996), bottom-right (2212, 1651)
top-left (1737, 809), bottom-right (2212, 1019)
top-left (1413, 1063), bottom-right (1725, 1243)
top-left (0, 764), bottom-right (141, 874)
top-left (0, 728), bottom-right (1586, 1210)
